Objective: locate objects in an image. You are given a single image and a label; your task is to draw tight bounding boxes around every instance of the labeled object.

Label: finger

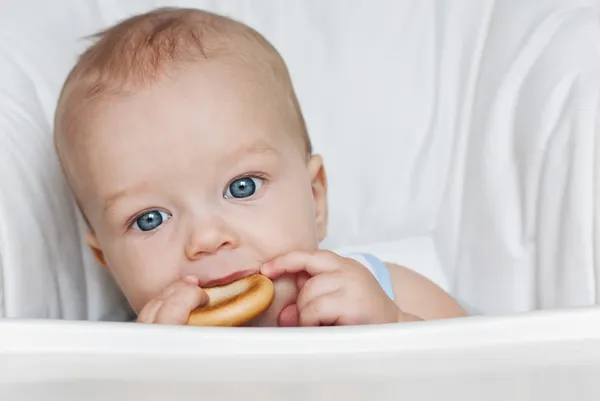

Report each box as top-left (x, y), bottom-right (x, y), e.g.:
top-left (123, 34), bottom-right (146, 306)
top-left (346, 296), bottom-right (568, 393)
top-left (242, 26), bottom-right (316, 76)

top-left (296, 273), bottom-right (342, 312)
top-left (157, 275), bottom-right (199, 300)
top-left (136, 298), bottom-right (163, 324)
top-left (154, 284), bottom-right (209, 325)
top-left (298, 290), bottom-right (344, 327)
top-left (261, 250), bottom-right (341, 279)
top-left (136, 276), bottom-right (199, 323)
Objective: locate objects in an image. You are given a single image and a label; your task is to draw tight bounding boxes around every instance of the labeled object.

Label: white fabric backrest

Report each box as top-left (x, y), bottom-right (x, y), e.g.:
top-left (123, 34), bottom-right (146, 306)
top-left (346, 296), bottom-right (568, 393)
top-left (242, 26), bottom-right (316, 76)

top-left (1, 0), bottom-right (600, 320)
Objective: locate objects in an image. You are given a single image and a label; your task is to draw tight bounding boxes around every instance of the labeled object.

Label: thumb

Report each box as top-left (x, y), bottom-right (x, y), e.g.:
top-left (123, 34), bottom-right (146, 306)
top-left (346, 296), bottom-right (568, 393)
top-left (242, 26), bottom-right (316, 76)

top-left (278, 303), bottom-right (299, 327)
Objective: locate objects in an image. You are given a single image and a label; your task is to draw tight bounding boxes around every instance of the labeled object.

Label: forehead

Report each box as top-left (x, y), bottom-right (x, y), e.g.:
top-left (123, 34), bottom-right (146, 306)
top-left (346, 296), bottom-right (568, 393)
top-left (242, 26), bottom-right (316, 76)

top-left (72, 61), bottom-right (297, 202)
top-left (94, 60), bottom-right (287, 144)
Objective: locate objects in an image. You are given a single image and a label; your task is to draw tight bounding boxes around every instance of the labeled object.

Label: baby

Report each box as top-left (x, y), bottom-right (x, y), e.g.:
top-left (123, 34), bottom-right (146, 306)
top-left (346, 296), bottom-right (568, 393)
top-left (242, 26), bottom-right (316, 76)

top-left (53, 7), bottom-right (468, 327)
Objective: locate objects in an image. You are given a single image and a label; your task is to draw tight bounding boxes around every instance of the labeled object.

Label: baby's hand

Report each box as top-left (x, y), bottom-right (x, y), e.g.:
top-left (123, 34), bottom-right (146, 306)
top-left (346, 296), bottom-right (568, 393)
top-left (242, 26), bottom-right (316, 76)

top-left (136, 276), bottom-right (209, 325)
top-left (260, 250), bottom-right (401, 326)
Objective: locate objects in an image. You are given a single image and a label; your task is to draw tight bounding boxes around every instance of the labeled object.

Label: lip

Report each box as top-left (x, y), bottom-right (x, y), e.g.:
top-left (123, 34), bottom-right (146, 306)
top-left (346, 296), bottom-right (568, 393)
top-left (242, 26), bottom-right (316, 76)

top-left (202, 270), bottom-right (254, 287)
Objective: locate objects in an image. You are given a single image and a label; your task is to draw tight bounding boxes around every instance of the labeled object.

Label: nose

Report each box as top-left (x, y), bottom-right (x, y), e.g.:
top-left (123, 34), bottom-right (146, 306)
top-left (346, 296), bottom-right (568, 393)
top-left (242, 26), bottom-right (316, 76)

top-left (184, 215), bottom-right (239, 260)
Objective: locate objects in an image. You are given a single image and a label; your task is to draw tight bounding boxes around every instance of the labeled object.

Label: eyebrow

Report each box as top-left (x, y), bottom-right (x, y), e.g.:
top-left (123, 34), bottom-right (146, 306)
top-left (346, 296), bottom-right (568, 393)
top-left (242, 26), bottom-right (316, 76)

top-left (102, 181), bottom-right (154, 216)
top-left (227, 140), bottom-right (279, 160)
top-left (101, 140), bottom-right (279, 215)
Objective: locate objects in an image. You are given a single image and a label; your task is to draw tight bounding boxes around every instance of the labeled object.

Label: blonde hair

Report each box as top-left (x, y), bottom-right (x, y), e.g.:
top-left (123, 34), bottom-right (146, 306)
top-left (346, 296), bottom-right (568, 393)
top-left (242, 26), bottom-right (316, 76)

top-left (54, 7), bottom-right (311, 175)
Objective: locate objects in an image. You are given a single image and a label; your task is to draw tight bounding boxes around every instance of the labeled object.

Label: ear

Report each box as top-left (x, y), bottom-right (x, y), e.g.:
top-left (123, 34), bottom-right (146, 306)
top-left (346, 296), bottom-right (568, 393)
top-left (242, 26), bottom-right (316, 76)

top-left (85, 231), bottom-right (107, 268)
top-left (307, 154), bottom-right (328, 241)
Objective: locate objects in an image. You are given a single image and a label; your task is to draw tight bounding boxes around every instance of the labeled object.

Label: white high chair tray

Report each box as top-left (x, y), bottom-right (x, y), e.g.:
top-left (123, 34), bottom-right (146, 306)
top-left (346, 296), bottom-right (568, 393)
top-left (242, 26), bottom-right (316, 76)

top-left (0, 308), bottom-right (599, 401)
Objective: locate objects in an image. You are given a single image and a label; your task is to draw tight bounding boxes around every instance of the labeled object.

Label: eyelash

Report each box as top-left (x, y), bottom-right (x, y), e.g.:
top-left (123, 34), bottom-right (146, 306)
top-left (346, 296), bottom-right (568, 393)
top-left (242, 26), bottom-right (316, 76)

top-left (226, 172), bottom-right (270, 189)
top-left (126, 207), bottom-right (169, 230)
top-left (125, 172), bottom-right (271, 230)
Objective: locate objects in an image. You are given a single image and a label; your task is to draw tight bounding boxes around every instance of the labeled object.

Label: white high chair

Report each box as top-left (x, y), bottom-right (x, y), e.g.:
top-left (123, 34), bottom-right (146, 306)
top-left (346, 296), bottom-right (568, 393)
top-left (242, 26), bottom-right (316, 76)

top-left (2, 1), bottom-right (600, 400)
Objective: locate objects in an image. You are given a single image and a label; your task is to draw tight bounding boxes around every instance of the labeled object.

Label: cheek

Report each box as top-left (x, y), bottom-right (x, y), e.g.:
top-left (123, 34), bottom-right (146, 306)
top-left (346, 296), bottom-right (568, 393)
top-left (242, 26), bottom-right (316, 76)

top-left (256, 179), bottom-right (319, 249)
top-left (102, 236), bottom-right (180, 312)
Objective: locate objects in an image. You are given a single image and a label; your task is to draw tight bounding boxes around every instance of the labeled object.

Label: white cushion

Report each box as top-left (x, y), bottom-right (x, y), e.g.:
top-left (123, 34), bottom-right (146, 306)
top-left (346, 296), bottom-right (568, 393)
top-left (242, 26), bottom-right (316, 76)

top-left (1, 0), bottom-right (600, 320)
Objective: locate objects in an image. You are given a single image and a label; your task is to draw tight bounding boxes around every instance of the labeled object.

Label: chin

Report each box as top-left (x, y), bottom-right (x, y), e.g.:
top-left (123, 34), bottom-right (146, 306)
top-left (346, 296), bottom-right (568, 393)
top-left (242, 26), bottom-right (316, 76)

top-left (244, 273), bottom-right (297, 327)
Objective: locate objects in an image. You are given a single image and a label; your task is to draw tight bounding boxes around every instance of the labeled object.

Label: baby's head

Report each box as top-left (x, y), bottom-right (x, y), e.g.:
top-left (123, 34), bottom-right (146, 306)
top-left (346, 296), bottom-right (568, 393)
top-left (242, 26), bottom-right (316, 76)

top-left (53, 7), bottom-right (328, 326)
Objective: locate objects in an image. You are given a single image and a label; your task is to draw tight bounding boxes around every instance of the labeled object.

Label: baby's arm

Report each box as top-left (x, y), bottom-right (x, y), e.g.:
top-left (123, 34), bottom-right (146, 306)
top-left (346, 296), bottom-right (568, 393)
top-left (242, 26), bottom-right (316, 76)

top-left (385, 263), bottom-right (469, 321)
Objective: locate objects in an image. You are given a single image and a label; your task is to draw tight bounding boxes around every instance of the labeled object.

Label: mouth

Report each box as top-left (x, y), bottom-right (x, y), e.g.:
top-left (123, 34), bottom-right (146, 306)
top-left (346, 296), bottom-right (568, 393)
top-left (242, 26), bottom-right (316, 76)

top-left (201, 270), bottom-right (254, 288)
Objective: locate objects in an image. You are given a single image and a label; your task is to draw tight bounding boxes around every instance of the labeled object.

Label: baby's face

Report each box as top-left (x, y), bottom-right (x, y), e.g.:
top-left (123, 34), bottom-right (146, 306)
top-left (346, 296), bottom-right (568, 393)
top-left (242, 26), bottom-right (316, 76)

top-left (71, 61), bottom-right (327, 326)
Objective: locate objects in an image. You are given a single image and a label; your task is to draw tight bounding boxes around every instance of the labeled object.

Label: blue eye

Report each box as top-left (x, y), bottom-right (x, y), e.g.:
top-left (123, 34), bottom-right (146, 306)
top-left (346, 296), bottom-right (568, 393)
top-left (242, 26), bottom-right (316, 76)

top-left (132, 210), bottom-right (171, 232)
top-left (225, 176), bottom-right (264, 199)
